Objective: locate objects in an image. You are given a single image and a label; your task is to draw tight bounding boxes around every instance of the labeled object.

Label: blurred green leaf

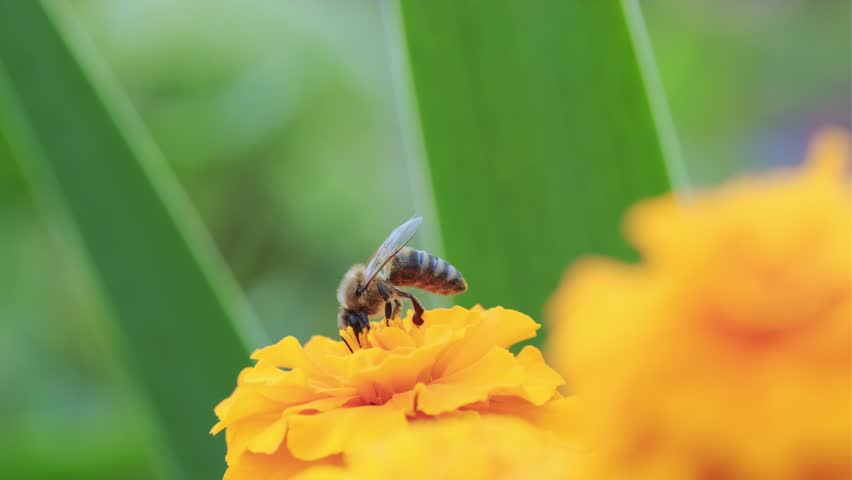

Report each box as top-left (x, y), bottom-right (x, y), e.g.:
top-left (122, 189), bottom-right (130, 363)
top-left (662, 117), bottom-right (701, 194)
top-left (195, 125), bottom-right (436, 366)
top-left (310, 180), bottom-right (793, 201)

top-left (0, 1), bottom-right (266, 479)
top-left (395, 1), bottom-right (678, 341)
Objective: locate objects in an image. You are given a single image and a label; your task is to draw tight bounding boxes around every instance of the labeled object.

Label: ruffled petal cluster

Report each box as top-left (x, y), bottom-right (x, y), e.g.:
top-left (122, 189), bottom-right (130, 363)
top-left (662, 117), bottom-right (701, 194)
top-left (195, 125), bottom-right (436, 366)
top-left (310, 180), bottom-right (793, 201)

top-left (548, 129), bottom-right (851, 479)
top-left (213, 306), bottom-right (570, 478)
top-left (291, 414), bottom-right (577, 480)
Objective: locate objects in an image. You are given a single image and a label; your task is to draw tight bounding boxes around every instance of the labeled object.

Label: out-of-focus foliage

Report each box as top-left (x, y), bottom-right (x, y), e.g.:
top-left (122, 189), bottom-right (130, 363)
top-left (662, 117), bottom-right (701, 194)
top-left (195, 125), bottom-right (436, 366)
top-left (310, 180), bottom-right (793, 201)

top-left (69, 0), bottom-right (422, 342)
top-left (644, 0), bottom-right (851, 183)
top-left (397, 1), bottom-right (673, 341)
top-left (2, 1), bottom-right (416, 478)
top-left (0, 1), bottom-right (271, 477)
top-left (0, 131), bottom-right (160, 479)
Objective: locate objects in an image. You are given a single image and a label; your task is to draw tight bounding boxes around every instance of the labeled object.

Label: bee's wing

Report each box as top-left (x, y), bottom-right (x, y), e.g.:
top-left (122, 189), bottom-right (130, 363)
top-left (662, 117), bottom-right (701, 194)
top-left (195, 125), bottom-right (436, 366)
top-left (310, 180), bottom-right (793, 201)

top-left (362, 216), bottom-right (422, 289)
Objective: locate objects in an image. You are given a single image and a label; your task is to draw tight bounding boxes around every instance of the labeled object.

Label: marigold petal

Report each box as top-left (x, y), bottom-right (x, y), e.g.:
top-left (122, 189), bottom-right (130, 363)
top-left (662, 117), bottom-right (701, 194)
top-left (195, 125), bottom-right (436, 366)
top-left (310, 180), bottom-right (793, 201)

top-left (210, 421), bottom-right (225, 435)
top-left (255, 385), bottom-right (322, 405)
top-left (216, 390), bottom-right (284, 427)
top-left (384, 388), bottom-right (418, 414)
top-left (512, 345), bottom-right (566, 404)
top-left (212, 395), bottom-right (235, 432)
top-left (222, 396), bottom-right (358, 464)
top-left (291, 466), bottom-right (347, 480)
top-left (224, 413), bottom-right (282, 464)
top-left (246, 414), bottom-right (288, 454)
top-left (284, 395), bottom-right (356, 415)
top-left (252, 337), bottom-right (338, 383)
top-left (303, 335), bottom-right (350, 355)
top-left (240, 365), bottom-right (324, 405)
top-left (319, 415), bottom-right (575, 480)
top-left (369, 324), bottom-right (416, 349)
top-left (434, 307), bottom-right (539, 377)
top-left (286, 404), bottom-right (408, 460)
top-left (480, 307), bottom-right (542, 347)
top-left (416, 347), bottom-right (524, 415)
top-left (225, 444), bottom-right (342, 480)
top-left (240, 362), bottom-right (300, 385)
top-left (251, 336), bottom-right (304, 366)
top-left (478, 396), bottom-right (583, 442)
top-left (348, 327), bottom-right (456, 400)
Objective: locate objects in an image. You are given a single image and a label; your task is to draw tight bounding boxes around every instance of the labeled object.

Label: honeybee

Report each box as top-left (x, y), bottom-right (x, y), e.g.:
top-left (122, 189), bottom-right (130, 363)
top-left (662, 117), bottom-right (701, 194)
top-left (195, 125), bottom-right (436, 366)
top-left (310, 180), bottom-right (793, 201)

top-left (337, 216), bottom-right (467, 345)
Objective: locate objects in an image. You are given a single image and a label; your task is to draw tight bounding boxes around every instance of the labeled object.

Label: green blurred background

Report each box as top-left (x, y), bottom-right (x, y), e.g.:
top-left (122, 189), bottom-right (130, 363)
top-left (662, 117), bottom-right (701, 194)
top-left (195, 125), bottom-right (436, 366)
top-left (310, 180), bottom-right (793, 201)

top-left (0, 1), bottom-right (848, 478)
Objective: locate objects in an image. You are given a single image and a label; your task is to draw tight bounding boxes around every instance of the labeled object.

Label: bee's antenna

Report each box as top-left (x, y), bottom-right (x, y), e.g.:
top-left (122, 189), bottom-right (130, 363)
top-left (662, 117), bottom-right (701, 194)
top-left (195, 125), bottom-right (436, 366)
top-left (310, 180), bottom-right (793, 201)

top-left (341, 335), bottom-right (354, 353)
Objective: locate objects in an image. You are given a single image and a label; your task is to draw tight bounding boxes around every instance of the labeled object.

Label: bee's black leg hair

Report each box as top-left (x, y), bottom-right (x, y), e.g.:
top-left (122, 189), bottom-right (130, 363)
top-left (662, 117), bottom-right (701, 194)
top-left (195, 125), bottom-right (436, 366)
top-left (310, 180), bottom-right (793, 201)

top-left (341, 335), bottom-right (354, 353)
top-left (348, 311), bottom-right (364, 346)
top-left (358, 310), bottom-right (370, 336)
top-left (392, 300), bottom-right (401, 320)
top-left (394, 289), bottom-right (425, 326)
top-left (385, 302), bottom-right (392, 325)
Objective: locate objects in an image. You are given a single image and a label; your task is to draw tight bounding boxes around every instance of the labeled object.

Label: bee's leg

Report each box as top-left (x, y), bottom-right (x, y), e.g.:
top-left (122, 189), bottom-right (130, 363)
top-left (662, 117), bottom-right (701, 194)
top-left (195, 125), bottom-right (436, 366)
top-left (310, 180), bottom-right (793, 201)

top-left (376, 282), bottom-right (391, 300)
top-left (376, 282), bottom-right (394, 326)
top-left (391, 300), bottom-right (402, 320)
top-left (394, 289), bottom-right (425, 326)
top-left (358, 310), bottom-right (371, 342)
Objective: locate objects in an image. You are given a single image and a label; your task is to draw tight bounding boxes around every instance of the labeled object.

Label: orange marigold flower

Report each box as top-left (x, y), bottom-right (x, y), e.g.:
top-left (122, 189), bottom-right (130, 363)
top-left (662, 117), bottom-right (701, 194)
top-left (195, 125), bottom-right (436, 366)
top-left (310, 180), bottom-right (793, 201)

top-left (548, 129), bottom-right (851, 480)
top-left (213, 306), bottom-right (572, 478)
top-left (290, 414), bottom-right (578, 480)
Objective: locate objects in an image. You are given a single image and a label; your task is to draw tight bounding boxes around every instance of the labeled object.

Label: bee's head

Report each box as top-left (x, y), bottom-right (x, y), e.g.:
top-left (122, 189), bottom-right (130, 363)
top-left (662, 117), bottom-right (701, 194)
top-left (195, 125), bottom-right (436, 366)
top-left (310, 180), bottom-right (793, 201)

top-left (337, 263), bottom-right (367, 308)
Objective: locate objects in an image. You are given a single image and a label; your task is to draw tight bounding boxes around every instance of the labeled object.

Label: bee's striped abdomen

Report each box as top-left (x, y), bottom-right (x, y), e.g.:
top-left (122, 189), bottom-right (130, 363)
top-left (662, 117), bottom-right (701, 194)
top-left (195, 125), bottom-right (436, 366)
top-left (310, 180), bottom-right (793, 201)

top-left (389, 247), bottom-right (467, 295)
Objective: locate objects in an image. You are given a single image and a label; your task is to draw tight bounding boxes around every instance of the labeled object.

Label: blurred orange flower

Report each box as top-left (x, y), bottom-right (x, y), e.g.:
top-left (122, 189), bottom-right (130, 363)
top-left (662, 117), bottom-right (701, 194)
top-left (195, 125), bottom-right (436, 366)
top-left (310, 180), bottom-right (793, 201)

top-left (213, 306), bottom-right (574, 478)
top-left (548, 129), bottom-right (851, 479)
top-left (291, 414), bottom-right (577, 480)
